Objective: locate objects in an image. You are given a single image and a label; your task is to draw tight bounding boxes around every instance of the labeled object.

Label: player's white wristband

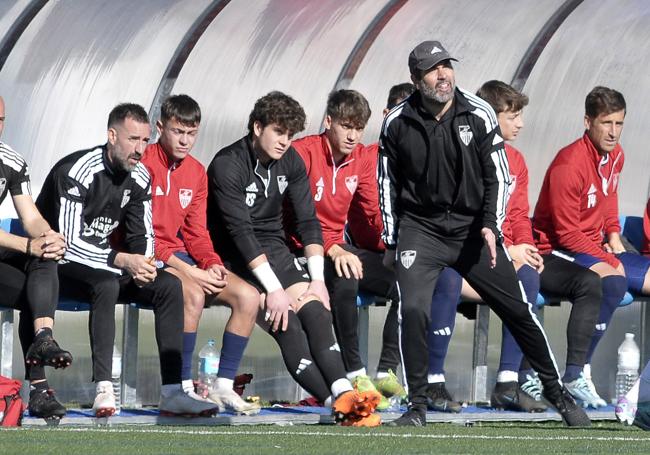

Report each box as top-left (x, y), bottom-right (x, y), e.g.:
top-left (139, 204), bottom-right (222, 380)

top-left (252, 262), bottom-right (282, 293)
top-left (307, 255), bottom-right (325, 281)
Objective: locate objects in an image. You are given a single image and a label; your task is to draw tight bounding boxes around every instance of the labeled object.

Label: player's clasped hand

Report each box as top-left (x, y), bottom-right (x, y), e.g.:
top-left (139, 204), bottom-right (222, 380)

top-left (125, 254), bottom-right (157, 287)
top-left (190, 264), bottom-right (228, 294)
top-left (30, 230), bottom-right (66, 261)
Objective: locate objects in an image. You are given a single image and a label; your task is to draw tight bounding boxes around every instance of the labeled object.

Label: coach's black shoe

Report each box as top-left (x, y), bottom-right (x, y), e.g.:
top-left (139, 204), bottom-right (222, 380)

top-left (546, 387), bottom-right (591, 427)
top-left (25, 334), bottom-right (73, 369)
top-left (425, 382), bottom-right (462, 413)
top-left (491, 381), bottom-right (547, 413)
top-left (29, 389), bottom-right (67, 420)
top-left (386, 406), bottom-right (426, 426)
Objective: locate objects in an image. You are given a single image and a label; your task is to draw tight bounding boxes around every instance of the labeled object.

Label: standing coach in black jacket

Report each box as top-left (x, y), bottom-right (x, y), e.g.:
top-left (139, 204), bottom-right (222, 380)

top-left (378, 40), bottom-right (589, 427)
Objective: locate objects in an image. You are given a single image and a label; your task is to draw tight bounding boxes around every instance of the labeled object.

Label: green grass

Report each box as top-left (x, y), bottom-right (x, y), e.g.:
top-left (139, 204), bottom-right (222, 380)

top-left (2, 422), bottom-right (650, 454)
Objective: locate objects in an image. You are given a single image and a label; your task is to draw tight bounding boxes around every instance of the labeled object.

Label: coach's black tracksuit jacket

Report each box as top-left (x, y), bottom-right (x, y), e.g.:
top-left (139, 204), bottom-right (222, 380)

top-left (378, 88), bottom-right (509, 248)
top-left (378, 88), bottom-right (564, 409)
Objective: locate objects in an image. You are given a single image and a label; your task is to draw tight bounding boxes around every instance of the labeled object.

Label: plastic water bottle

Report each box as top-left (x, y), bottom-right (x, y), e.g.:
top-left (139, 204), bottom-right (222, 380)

top-left (615, 333), bottom-right (640, 399)
top-left (111, 345), bottom-right (122, 415)
top-left (198, 339), bottom-right (220, 395)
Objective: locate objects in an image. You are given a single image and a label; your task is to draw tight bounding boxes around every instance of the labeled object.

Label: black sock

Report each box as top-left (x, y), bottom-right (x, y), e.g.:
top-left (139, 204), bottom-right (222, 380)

top-left (268, 311), bottom-right (331, 402)
top-left (297, 300), bottom-right (347, 387)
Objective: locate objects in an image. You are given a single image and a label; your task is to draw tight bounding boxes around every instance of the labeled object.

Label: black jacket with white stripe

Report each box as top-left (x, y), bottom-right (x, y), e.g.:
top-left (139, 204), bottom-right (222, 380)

top-left (206, 135), bottom-right (322, 266)
top-left (36, 145), bottom-right (154, 274)
top-left (0, 141), bottom-right (31, 205)
top-left (378, 88), bottom-right (509, 248)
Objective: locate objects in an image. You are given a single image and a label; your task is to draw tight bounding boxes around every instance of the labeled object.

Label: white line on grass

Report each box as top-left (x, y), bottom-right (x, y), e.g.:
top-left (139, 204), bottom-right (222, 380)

top-left (24, 427), bottom-right (650, 442)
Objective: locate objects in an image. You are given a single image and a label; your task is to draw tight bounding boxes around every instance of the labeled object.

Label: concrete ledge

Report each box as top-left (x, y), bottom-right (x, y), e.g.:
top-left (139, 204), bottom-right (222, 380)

top-left (21, 405), bottom-right (617, 427)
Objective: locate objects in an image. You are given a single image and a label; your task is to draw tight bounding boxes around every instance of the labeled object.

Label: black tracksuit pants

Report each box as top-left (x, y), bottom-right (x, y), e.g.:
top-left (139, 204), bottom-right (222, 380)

top-left (325, 245), bottom-right (400, 373)
top-left (539, 253), bottom-right (601, 366)
top-left (0, 249), bottom-right (59, 381)
top-left (395, 224), bottom-right (563, 408)
top-left (58, 262), bottom-right (183, 384)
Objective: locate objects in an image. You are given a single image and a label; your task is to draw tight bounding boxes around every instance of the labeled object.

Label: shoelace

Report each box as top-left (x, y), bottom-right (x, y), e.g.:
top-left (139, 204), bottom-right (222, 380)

top-left (521, 376), bottom-right (543, 400)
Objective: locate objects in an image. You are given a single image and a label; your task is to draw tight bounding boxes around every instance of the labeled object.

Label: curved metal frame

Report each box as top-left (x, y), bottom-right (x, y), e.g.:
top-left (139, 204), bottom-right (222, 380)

top-left (147, 0), bottom-right (232, 127)
top-left (0, 0), bottom-right (47, 72)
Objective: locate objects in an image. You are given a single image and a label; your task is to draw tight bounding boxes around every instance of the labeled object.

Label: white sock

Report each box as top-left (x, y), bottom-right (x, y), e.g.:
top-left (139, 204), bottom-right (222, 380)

top-left (583, 363), bottom-right (592, 379)
top-left (346, 367), bottom-right (367, 381)
top-left (496, 370), bottom-right (518, 383)
top-left (375, 371), bottom-right (389, 380)
top-left (96, 380), bottom-right (113, 393)
top-left (331, 378), bottom-right (353, 397)
top-left (215, 377), bottom-right (234, 390)
top-left (428, 373), bottom-right (445, 384)
top-left (181, 379), bottom-right (194, 393)
top-left (161, 383), bottom-right (181, 397)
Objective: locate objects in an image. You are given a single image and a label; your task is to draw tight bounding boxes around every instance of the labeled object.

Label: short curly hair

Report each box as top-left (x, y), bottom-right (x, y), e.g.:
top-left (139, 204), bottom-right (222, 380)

top-left (247, 91), bottom-right (306, 137)
top-left (326, 89), bottom-right (371, 128)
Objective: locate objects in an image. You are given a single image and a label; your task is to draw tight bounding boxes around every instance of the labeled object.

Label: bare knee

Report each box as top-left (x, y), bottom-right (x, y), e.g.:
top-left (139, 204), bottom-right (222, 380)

top-left (231, 285), bottom-right (260, 321)
top-left (183, 282), bottom-right (205, 321)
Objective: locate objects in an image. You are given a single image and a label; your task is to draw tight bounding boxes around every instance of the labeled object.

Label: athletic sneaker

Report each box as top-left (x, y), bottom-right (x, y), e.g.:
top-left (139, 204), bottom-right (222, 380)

top-left (159, 388), bottom-right (219, 416)
top-left (332, 389), bottom-right (381, 423)
top-left (28, 389), bottom-right (66, 420)
top-left (425, 382), bottom-right (462, 413)
top-left (333, 390), bottom-right (362, 423)
top-left (520, 373), bottom-right (543, 401)
top-left (615, 396), bottom-right (637, 425)
top-left (207, 386), bottom-right (261, 415)
top-left (92, 381), bottom-right (116, 417)
top-left (565, 373), bottom-right (607, 409)
top-left (352, 374), bottom-right (379, 394)
top-left (25, 335), bottom-right (73, 369)
top-left (351, 375), bottom-right (382, 416)
top-left (545, 387), bottom-right (591, 427)
top-left (582, 364), bottom-right (607, 407)
top-left (342, 413), bottom-right (382, 427)
top-left (386, 406), bottom-right (426, 426)
top-left (375, 370), bottom-right (406, 398)
top-left (491, 381), bottom-right (547, 412)
top-left (376, 394), bottom-right (391, 411)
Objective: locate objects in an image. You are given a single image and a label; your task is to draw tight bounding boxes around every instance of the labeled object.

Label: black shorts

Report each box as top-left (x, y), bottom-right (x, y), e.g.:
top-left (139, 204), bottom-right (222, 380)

top-left (223, 240), bottom-right (310, 293)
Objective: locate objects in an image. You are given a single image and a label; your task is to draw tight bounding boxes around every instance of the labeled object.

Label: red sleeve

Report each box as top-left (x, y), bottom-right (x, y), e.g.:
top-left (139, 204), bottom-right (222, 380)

top-left (293, 140), bottom-right (311, 174)
top-left (504, 149), bottom-right (534, 246)
top-left (641, 199), bottom-right (650, 256)
top-left (347, 144), bottom-right (385, 252)
top-left (548, 163), bottom-right (620, 268)
top-left (604, 151), bottom-right (624, 235)
top-left (181, 170), bottom-right (223, 269)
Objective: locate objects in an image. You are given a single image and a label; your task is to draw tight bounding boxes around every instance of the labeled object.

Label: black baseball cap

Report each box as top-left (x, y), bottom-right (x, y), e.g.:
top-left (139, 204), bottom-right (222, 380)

top-left (408, 40), bottom-right (457, 74)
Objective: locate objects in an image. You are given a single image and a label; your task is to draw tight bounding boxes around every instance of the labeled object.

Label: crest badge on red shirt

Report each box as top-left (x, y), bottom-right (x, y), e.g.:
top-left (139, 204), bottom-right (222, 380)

top-left (179, 188), bottom-right (193, 209)
top-left (345, 175), bottom-right (358, 194)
